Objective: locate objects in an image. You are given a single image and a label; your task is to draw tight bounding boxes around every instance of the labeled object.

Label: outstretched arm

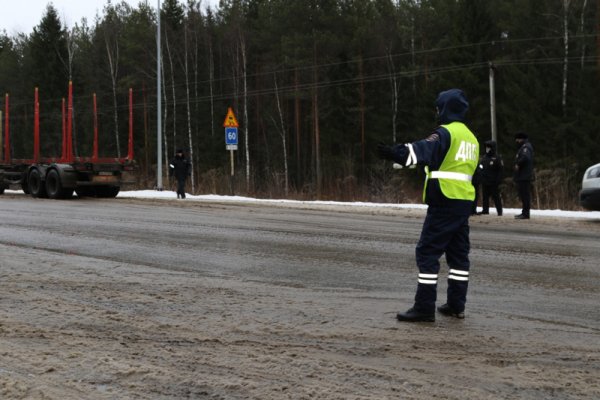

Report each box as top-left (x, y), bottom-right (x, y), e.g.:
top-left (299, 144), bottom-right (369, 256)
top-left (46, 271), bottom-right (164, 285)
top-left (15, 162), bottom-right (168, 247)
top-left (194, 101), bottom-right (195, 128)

top-left (377, 129), bottom-right (449, 169)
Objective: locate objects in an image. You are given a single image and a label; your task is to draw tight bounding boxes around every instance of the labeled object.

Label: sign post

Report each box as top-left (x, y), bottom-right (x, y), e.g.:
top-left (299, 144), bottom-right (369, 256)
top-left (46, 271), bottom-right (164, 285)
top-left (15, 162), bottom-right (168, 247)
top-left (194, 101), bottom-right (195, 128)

top-left (223, 107), bottom-right (239, 195)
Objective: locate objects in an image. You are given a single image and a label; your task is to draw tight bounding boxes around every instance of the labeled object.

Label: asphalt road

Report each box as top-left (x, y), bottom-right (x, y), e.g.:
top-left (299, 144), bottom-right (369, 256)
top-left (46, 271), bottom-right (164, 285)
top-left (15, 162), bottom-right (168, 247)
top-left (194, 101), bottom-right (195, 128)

top-left (0, 194), bottom-right (598, 399)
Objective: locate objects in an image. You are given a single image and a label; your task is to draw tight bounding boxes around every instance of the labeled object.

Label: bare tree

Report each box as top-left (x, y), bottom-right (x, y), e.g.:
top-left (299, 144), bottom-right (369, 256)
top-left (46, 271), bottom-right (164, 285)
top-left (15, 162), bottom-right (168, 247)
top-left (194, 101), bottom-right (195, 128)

top-left (58, 25), bottom-right (77, 81)
top-left (104, 17), bottom-right (121, 158)
top-left (161, 54), bottom-right (170, 187)
top-left (207, 35), bottom-right (215, 137)
top-left (386, 47), bottom-right (399, 143)
top-left (183, 21), bottom-right (195, 193)
top-left (313, 42), bottom-right (321, 199)
top-left (562, 0), bottom-right (571, 117)
top-left (164, 29), bottom-right (177, 152)
top-left (579, 0), bottom-right (588, 69)
top-left (273, 73), bottom-right (289, 196)
top-left (240, 33), bottom-right (250, 192)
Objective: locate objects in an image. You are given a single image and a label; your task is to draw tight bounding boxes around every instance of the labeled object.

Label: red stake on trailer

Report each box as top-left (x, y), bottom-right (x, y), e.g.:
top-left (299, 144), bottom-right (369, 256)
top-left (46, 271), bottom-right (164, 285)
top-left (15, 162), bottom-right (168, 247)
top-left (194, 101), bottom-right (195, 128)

top-left (128, 88), bottom-right (134, 161)
top-left (61, 98), bottom-right (67, 162)
top-left (4, 94), bottom-right (10, 163)
top-left (34, 88), bottom-right (40, 163)
top-left (67, 81), bottom-right (73, 163)
top-left (93, 93), bottom-right (98, 162)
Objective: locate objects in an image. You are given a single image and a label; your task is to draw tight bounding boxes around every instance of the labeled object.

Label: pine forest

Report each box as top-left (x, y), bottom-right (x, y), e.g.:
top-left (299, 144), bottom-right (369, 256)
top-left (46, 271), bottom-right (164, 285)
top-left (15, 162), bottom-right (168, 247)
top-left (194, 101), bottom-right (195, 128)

top-left (0, 0), bottom-right (598, 209)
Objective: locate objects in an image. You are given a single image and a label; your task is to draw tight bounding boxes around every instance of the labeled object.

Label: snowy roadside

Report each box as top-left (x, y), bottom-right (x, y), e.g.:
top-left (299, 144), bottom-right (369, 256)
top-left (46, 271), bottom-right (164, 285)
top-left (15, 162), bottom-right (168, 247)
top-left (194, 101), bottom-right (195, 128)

top-left (6, 189), bottom-right (600, 220)
top-left (120, 190), bottom-right (600, 220)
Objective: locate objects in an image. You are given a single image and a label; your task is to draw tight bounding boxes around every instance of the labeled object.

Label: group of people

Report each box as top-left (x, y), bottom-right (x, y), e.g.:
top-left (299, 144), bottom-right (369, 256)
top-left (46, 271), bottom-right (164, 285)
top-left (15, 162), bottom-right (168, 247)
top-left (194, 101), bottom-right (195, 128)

top-left (377, 88), bottom-right (534, 322)
top-left (471, 132), bottom-right (534, 219)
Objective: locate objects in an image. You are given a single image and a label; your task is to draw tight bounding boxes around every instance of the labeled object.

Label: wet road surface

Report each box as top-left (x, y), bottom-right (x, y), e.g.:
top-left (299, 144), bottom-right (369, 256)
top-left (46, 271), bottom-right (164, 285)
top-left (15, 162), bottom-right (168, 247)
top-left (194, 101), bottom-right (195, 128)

top-left (0, 194), bottom-right (598, 399)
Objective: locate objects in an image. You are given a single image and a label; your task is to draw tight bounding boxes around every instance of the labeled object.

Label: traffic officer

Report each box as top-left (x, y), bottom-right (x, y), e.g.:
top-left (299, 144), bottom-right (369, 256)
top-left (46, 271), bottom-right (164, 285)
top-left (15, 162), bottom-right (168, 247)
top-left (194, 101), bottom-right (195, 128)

top-left (479, 140), bottom-right (503, 216)
top-left (513, 132), bottom-right (534, 219)
top-left (378, 88), bottom-right (479, 322)
top-left (169, 149), bottom-right (192, 199)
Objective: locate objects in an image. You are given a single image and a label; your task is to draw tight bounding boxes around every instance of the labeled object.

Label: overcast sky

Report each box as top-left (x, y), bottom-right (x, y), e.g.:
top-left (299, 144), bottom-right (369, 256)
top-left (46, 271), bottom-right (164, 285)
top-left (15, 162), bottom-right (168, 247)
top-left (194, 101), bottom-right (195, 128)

top-left (0, 0), bottom-right (218, 36)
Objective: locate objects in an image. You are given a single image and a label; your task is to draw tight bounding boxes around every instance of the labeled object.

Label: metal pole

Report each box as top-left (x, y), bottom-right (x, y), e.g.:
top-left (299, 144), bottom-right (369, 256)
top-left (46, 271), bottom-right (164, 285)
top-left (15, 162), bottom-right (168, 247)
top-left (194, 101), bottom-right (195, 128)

top-left (230, 150), bottom-right (234, 195)
top-left (489, 61), bottom-right (497, 142)
top-left (156, 0), bottom-right (163, 190)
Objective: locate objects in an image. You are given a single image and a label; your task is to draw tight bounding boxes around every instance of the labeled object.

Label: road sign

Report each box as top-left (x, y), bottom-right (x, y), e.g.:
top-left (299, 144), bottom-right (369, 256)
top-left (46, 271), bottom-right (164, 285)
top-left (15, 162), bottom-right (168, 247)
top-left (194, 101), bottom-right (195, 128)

top-left (223, 107), bottom-right (239, 128)
top-left (225, 127), bottom-right (238, 151)
top-left (225, 126), bottom-right (238, 147)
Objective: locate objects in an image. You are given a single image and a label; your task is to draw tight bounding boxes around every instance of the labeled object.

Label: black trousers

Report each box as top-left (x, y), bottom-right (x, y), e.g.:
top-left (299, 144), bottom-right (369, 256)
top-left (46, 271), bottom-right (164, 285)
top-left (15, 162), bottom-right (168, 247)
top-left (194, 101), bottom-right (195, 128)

top-left (516, 181), bottom-right (531, 217)
top-left (481, 184), bottom-right (502, 215)
top-left (414, 208), bottom-right (471, 314)
top-left (176, 178), bottom-right (186, 198)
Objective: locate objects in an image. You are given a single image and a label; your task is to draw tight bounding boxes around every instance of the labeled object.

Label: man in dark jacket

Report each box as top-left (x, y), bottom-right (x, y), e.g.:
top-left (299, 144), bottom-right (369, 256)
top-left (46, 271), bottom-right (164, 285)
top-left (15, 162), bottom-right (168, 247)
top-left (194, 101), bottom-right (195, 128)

top-left (169, 149), bottom-right (191, 199)
top-left (479, 140), bottom-right (503, 216)
top-left (471, 163), bottom-right (481, 215)
top-left (513, 132), bottom-right (534, 219)
top-left (378, 89), bottom-right (479, 322)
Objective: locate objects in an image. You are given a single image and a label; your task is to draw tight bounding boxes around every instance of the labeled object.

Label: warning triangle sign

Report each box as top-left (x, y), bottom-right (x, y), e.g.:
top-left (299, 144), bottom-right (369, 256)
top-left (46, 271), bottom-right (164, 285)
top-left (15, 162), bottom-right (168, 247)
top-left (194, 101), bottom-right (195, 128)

top-left (223, 107), bottom-right (239, 127)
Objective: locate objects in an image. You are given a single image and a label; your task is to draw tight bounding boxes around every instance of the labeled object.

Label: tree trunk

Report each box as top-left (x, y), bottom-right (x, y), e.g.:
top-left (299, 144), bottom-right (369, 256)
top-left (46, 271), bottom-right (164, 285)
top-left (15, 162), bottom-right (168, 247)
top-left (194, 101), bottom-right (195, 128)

top-left (164, 30), bottom-right (177, 152)
top-left (143, 84), bottom-right (149, 186)
top-left (580, 0), bottom-right (588, 69)
top-left (274, 73), bottom-right (289, 196)
top-left (358, 55), bottom-right (365, 174)
top-left (161, 54), bottom-right (170, 188)
top-left (208, 37), bottom-right (215, 137)
top-left (105, 37), bottom-right (121, 158)
top-left (387, 47), bottom-right (399, 143)
top-left (240, 34), bottom-right (250, 192)
top-left (313, 44), bottom-right (321, 199)
top-left (294, 69), bottom-right (301, 187)
top-left (562, 0), bottom-right (570, 117)
top-left (184, 25), bottom-right (195, 193)
top-left (192, 24), bottom-right (200, 181)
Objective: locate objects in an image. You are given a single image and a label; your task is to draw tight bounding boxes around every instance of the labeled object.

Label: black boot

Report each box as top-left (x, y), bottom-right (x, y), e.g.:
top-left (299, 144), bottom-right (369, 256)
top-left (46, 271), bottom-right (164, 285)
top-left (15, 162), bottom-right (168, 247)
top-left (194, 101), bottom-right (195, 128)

top-left (396, 307), bottom-right (435, 322)
top-left (437, 303), bottom-right (465, 319)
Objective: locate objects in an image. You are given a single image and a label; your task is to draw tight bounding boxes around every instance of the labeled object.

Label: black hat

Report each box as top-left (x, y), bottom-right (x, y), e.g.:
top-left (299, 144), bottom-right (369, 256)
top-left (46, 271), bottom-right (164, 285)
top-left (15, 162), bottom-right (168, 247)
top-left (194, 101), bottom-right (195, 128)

top-left (514, 132), bottom-right (528, 140)
top-left (176, 148), bottom-right (184, 153)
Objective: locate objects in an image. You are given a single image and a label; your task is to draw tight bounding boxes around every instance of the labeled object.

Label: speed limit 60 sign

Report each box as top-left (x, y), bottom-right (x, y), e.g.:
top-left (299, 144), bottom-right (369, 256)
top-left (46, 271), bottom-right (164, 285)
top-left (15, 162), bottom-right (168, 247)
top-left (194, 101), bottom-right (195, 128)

top-left (225, 127), bottom-right (238, 150)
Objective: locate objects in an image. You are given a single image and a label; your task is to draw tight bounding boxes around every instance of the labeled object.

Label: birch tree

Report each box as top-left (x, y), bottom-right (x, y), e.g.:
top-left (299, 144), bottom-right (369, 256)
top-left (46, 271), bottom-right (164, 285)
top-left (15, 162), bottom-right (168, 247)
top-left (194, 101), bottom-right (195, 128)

top-left (562, 0), bottom-right (571, 117)
top-left (183, 19), bottom-right (195, 192)
top-left (102, 3), bottom-right (124, 158)
top-left (161, 0), bottom-right (184, 154)
top-left (240, 32), bottom-right (250, 192)
top-left (163, 31), bottom-right (177, 152)
top-left (273, 73), bottom-right (289, 195)
top-left (161, 54), bottom-right (170, 187)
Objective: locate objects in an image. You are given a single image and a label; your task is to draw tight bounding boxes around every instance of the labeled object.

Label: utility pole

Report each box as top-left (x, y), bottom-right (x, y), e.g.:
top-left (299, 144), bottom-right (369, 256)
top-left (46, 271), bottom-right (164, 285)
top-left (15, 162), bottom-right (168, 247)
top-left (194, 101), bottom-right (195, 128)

top-left (156, 0), bottom-right (163, 190)
top-left (489, 62), bottom-right (497, 142)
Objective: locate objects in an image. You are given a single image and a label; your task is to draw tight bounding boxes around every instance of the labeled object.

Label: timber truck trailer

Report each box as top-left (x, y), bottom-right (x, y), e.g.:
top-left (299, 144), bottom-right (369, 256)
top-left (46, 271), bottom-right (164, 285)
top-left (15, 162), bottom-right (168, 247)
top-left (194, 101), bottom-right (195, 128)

top-left (0, 82), bottom-right (136, 199)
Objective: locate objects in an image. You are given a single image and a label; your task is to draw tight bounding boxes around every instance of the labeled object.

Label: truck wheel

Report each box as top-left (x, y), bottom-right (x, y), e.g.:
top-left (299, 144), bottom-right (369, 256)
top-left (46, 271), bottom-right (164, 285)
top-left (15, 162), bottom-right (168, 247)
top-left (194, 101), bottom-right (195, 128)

top-left (28, 169), bottom-right (47, 198)
top-left (21, 180), bottom-right (30, 194)
top-left (46, 169), bottom-right (73, 199)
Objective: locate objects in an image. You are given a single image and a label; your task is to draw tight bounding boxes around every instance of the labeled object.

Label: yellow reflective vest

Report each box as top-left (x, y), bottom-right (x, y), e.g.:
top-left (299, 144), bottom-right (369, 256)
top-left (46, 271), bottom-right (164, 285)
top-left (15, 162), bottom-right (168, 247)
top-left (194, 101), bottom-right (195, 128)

top-left (424, 122), bottom-right (479, 202)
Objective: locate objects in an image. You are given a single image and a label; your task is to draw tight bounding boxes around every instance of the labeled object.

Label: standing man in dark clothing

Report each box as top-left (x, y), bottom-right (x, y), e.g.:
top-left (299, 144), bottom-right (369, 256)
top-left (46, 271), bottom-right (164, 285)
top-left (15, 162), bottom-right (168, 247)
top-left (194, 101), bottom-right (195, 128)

top-left (479, 140), bottom-right (503, 216)
top-left (471, 164), bottom-right (481, 215)
top-left (513, 132), bottom-right (534, 219)
top-left (169, 149), bottom-right (191, 199)
top-left (377, 89), bottom-right (479, 322)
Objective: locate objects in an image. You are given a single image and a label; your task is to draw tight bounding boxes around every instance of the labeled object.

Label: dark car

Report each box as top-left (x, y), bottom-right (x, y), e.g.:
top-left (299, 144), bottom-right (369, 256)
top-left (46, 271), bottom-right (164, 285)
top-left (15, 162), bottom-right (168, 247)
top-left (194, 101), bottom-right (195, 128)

top-left (579, 163), bottom-right (600, 211)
